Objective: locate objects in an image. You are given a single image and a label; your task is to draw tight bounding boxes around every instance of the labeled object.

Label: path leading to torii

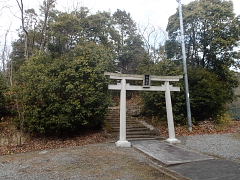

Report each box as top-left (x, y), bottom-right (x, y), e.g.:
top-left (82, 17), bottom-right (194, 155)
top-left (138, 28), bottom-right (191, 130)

top-left (132, 139), bottom-right (240, 180)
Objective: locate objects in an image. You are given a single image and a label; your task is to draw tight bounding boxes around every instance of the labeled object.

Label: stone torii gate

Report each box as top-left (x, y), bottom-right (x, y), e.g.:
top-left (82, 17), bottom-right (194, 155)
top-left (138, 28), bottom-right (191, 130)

top-left (105, 72), bottom-right (183, 147)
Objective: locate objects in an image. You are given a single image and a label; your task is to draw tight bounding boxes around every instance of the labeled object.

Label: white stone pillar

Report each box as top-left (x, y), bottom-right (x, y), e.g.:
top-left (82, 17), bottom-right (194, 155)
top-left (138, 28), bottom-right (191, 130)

top-left (115, 78), bottom-right (131, 147)
top-left (165, 81), bottom-right (180, 143)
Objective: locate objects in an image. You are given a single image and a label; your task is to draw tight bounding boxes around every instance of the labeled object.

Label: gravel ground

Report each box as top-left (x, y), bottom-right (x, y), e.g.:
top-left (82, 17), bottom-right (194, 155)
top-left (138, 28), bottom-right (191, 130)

top-left (178, 133), bottom-right (240, 162)
top-left (0, 143), bottom-right (174, 180)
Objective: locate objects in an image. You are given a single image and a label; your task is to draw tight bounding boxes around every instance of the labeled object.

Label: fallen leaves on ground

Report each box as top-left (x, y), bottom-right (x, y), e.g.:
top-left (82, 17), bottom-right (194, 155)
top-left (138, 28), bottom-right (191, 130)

top-left (157, 120), bottom-right (240, 137)
top-left (0, 130), bottom-right (109, 156)
top-left (1, 118), bottom-right (240, 156)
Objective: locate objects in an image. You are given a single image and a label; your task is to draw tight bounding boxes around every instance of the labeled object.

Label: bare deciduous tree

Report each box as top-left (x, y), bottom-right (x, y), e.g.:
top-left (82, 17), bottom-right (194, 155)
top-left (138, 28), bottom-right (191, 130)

top-left (1, 25), bottom-right (11, 73)
top-left (40, 0), bottom-right (56, 51)
top-left (138, 22), bottom-right (168, 62)
top-left (15, 0), bottom-right (29, 60)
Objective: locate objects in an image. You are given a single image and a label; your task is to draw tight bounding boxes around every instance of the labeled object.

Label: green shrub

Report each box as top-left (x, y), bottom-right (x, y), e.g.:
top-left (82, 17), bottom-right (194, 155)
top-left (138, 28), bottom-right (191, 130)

top-left (141, 60), bottom-right (236, 124)
top-left (16, 42), bottom-right (114, 135)
top-left (188, 68), bottom-right (232, 122)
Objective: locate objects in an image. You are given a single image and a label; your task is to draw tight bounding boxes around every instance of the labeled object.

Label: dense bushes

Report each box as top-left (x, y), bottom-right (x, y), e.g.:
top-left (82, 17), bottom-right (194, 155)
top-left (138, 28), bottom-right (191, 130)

top-left (16, 43), bottom-right (114, 135)
top-left (141, 60), bottom-right (237, 124)
top-left (0, 73), bottom-right (8, 120)
top-left (188, 68), bottom-right (235, 121)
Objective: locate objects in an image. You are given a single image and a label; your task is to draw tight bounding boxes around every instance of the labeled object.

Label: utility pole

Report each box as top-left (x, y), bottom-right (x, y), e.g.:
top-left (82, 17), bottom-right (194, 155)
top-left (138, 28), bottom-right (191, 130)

top-left (177, 0), bottom-right (192, 131)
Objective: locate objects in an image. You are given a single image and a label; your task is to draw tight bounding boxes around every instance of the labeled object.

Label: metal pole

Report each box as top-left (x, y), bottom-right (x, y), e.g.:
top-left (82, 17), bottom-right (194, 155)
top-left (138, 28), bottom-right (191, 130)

top-left (177, 0), bottom-right (192, 131)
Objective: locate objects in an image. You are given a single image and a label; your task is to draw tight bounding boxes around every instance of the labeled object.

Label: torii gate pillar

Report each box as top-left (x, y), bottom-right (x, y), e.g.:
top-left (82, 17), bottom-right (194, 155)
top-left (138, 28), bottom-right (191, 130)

top-left (165, 81), bottom-right (180, 143)
top-left (115, 78), bottom-right (131, 147)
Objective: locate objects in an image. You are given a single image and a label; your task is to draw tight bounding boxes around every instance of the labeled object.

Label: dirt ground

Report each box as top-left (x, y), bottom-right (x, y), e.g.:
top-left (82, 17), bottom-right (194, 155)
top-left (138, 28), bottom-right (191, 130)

top-left (0, 143), bottom-right (174, 180)
top-left (0, 129), bottom-right (109, 156)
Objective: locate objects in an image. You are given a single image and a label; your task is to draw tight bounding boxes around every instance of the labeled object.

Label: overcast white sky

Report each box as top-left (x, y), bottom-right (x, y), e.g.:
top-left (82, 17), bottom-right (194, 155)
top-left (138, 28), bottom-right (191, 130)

top-left (0, 0), bottom-right (239, 48)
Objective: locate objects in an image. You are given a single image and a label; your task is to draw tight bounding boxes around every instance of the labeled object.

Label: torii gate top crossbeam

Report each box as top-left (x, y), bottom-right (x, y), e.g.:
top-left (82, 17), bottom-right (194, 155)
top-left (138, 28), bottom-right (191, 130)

top-left (108, 84), bottom-right (180, 92)
top-left (104, 72), bottom-right (183, 82)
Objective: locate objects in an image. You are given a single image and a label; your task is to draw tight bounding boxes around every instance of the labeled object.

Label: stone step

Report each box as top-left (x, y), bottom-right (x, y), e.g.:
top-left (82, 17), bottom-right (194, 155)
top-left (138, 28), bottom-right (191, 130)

top-left (108, 118), bottom-right (139, 121)
top-left (114, 135), bottom-right (157, 139)
top-left (111, 127), bottom-right (146, 130)
top-left (107, 121), bottom-right (139, 124)
top-left (106, 118), bottom-right (136, 121)
top-left (106, 114), bottom-right (136, 117)
top-left (129, 131), bottom-right (155, 135)
top-left (128, 137), bottom-right (162, 141)
top-left (113, 131), bottom-right (155, 136)
top-left (105, 116), bottom-right (133, 119)
top-left (123, 131), bottom-right (156, 135)
top-left (106, 107), bottom-right (160, 141)
top-left (105, 117), bottom-right (119, 119)
top-left (105, 114), bottom-right (120, 116)
top-left (105, 118), bottom-right (135, 121)
top-left (110, 131), bottom-right (159, 135)
top-left (106, 119), bottom-right (139, 124)
top-left (109, 121), bottom-right (141, 123)
top-left (110, 125), bottom-right (143, 129)
top-left (106, 115), bottom-right (134, 117)
top-left (111, 127), bottom-right (149, 132)
top-left (110, 126), bottom-right (147, 130)
top-left (108, 108), bottom-right (138, 110)
top-left (126, 134), bottom-right (158, 138)
top-left (110, 122), bottom-right (145, 127)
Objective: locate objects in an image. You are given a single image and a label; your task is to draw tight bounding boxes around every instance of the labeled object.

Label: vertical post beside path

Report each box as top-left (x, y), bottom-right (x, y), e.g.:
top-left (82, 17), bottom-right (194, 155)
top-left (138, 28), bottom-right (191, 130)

top-left (177, 0), bottom-right (193, 131)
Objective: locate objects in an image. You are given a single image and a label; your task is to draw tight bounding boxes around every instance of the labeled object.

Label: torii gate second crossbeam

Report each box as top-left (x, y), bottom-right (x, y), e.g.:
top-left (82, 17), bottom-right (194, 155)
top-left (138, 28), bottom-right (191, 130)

top-left (105, 72), bottom-right (183, 147)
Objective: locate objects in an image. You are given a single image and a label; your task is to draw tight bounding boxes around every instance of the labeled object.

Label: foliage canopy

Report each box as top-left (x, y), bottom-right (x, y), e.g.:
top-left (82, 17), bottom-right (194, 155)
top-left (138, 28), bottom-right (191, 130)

top-left (15, 43), bottom-right (113, 135)
top-left (166, 0), bottom-right (240, 74)
top-left (3, 0), bottom-right (240, 135)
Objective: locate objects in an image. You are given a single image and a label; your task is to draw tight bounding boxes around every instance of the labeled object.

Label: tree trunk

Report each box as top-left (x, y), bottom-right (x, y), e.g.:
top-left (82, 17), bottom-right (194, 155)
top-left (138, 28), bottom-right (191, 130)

top-left (16, 0), bottom-right (29, 60)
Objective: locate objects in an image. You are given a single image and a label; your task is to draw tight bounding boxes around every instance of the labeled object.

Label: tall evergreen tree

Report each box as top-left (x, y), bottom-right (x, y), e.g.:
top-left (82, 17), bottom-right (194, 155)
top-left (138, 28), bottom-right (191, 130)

top-left (166, 0), bottom-right (240, 74)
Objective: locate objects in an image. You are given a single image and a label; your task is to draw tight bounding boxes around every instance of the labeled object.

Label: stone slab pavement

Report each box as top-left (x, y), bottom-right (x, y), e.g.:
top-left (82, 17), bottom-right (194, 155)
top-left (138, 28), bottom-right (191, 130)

top-left (169, 159), bottom-right (240, 180)
top-left (0, 143), bottom-right (175, 180)
top-left (132, 134), bottom-right (240, 180)
top-left (132, 140), bottom-right (214, 166)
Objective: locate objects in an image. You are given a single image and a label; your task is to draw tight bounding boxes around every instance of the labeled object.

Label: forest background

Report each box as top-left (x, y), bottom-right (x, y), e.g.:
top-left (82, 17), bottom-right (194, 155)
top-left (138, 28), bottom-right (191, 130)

top-left (0, 0), bottom-right (239, 136)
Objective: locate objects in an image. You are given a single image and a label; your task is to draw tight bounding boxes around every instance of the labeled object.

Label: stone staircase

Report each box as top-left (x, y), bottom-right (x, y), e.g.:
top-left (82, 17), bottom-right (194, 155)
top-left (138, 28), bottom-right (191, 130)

top-left (105, 106), bottom-right (161, 141)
